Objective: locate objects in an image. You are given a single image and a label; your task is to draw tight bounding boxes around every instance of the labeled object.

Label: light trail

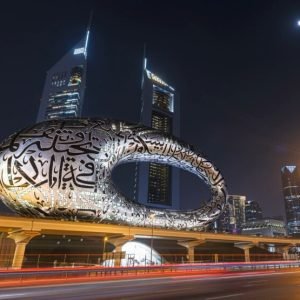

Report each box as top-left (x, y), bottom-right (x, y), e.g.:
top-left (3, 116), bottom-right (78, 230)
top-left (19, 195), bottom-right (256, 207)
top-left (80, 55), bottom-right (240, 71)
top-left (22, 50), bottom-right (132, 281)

top-left (0, 269), bottom-right (300, 300)
top-left (205, 293), bottom-right (244, 300)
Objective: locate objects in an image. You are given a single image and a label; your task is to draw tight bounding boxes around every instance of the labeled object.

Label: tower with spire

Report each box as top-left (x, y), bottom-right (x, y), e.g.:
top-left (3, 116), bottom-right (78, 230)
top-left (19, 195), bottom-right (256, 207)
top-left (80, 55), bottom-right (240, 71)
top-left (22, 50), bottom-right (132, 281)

top-left (37, 13), bottom-right (92, 122)
top-left (135, 54), bottom-right (180, 209)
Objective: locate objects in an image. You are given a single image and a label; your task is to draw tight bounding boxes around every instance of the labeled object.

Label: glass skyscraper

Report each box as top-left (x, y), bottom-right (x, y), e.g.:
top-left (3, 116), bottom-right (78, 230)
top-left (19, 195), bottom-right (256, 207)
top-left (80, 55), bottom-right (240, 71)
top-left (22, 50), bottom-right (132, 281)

top-left (217, 195), bottom-right (246, 233)
top-left (37, 27), bottom-right (90, 122)
top-left (281, 165), bottom-right (300, 236)
top-left (245, 200), bottom-right (263, 222)
top-left (135, 58), bottom-right (180, 209)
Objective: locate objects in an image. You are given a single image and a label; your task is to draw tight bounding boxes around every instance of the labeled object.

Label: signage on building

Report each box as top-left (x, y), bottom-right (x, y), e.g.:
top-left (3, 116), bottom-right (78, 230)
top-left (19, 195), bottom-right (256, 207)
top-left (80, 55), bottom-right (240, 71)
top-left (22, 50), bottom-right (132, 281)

top-left (146, 70), bottom-right (175, 91)
top-left (74, 47), bottom-right (85, 55)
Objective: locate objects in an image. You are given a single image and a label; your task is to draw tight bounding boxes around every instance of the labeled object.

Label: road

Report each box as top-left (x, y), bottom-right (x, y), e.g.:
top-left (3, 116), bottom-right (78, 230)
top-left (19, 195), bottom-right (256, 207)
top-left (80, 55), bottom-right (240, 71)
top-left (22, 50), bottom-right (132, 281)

top-left (0, 269), bottom-right (299, 299)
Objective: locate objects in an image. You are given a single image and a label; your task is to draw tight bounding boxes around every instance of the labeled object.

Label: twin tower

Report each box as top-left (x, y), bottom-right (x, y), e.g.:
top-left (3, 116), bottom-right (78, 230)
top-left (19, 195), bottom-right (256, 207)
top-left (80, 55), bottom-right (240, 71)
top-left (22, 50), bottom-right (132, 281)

top-left (36, 25), bottom-right (180, 210)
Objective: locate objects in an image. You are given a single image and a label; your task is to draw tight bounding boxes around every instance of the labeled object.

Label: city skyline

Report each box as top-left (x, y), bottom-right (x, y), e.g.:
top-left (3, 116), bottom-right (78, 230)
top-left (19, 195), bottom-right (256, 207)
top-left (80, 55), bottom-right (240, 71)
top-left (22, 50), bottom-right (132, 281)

top-left (2, 1), bottom-right (300, 217)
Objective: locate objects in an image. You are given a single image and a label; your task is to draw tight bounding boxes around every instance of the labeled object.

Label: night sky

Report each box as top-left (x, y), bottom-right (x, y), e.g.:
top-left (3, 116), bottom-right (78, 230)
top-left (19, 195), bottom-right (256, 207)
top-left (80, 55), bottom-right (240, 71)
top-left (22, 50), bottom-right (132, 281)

top-left (1, 0), bottom-right (300, 217)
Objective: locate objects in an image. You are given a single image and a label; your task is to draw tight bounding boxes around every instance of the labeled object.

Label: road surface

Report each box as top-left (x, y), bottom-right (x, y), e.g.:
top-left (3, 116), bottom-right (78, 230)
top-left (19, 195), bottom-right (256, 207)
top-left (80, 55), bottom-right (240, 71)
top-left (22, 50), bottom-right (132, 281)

top-left (0, 269), bottom-right (299, 299)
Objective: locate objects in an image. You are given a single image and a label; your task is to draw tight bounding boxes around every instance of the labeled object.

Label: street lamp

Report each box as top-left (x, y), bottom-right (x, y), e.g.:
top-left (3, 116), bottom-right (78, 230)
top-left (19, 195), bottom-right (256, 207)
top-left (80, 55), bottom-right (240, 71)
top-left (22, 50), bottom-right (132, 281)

top-left (103, 236), bottom-right (108, 264)
top-left (149, 213), bottom-right (155, 265)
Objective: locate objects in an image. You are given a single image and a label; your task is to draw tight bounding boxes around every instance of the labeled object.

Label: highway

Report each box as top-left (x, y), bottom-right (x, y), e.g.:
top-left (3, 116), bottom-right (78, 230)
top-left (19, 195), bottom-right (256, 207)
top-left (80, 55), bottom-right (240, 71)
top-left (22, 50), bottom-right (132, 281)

top-left (0, 269), bottom-right (299, 299)
top-left (1, 215), bottom-right (299, 245)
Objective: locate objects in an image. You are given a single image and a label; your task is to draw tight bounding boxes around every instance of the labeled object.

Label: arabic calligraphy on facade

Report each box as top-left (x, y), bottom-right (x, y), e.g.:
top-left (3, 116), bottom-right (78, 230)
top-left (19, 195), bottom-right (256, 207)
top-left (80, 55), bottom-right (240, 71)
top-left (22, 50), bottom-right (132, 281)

top-left (0, 119), bottom-right (227, 230)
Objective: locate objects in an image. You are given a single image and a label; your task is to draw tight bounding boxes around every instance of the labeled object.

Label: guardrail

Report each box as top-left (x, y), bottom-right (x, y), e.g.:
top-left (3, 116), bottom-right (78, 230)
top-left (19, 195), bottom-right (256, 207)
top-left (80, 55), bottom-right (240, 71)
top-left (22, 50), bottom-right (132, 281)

top-left (0, 261), bottom-right (300, 283)
top-left (0, 252), bottom-right (290, 269)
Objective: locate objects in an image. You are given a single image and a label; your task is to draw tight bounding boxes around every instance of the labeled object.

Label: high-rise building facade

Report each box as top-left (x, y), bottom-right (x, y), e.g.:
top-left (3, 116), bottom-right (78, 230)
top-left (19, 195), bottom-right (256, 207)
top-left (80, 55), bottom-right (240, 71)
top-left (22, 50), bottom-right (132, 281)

top-left (242, 218), bottom-right (287, 237)
top-left (37, 27), bottom-right (90, 122)
top-left (245, 200), bottom-right (263, 222)
top-left (135, 58), bottom-right (180, 209)
top-left (215, 204), bottom-right (231, 232)
top-left (281, 165), bottom-right (300, 236)
top-left (217, 195), bottom-right (246, 233)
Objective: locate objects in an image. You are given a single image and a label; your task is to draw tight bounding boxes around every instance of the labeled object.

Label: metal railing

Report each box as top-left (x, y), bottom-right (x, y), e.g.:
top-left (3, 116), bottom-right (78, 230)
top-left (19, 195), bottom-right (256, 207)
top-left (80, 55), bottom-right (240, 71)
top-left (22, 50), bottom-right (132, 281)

top-left (1, 252), bottom-right (297, 269)
top-left (0, 260), bottom-right (300, 284)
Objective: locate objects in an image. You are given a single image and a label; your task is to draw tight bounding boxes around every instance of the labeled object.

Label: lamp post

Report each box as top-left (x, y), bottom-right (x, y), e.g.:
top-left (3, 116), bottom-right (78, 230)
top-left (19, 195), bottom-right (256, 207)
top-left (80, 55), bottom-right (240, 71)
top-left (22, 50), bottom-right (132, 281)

top-left (103, 236), bottom-right (108, 265)
top-left (149, 213), bottom-right (155, 265)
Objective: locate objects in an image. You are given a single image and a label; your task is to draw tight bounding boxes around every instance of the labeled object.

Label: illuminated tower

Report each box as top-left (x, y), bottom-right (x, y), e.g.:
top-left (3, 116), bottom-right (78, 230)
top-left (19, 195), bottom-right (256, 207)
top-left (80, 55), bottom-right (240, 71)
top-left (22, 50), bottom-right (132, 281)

top-left (245, 200), bottom-right (263, 222)
top-left (37, 19), bottom-right (91, 122)
top-left (281, 165), bottom-right (300, 236)
top-left (135, 58), bottom-right (180, 209)
top-left (217, 195), bottom-right (246, 233)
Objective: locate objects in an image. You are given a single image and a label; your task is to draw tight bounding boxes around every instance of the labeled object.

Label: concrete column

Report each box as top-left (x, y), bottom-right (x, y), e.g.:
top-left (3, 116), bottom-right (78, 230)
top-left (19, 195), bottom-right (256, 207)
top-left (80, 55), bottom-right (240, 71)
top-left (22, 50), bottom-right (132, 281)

top-left (114, 244), bottom-right (123, 267)
top-left (7, 230), bottom-right (40, 269)
top-left (282, 248), bottom-right (289, 260)
top-left (279, 245), bottom-right (292, 260)
top-left (187, 246), bottom-right (195, 263)
top-left (234, 242), bottom-right (255, 262)
top-left (0, 233), bottom-right (15, 268)
top-left (107, 235), bottom-right (134, 267)
top-left (178, 240), bottom-right (205, 263)
top-left (12, 243), bottom-right (27, 269)
top-left (214, 253), bottom-right (219, 263)
top-left (244, 248), bottom-right (250, 262)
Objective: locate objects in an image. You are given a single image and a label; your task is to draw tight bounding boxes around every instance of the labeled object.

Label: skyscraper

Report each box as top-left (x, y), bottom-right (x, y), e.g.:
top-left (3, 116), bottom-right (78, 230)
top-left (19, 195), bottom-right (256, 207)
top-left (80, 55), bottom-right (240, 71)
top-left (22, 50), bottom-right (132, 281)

top-left (217, 195), bottom-right (246, 233)
top-left (281, 165), bottom-right (300, 236)
top-left (37, 20), bottom-right (90, 122)
top-left (245, 200), bottom-right (263, 222)
top-left (135, 58), bottom-right (180, 209)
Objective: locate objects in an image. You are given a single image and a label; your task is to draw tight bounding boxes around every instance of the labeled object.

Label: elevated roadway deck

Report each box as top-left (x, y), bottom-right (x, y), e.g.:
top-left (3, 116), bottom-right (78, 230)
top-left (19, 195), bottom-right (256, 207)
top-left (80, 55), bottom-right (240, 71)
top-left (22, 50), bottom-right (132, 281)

top-left (0, 216), bottom-right (299, 268)
top-left (0, 215), bottom-right (298, 245)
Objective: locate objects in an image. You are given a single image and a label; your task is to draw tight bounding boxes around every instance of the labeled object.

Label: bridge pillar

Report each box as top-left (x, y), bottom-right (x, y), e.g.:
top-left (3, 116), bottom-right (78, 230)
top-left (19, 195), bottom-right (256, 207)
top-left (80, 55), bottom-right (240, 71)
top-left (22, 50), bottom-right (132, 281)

top-left (7, 230), bottom-right (40, 269)
top-left (234, 242), bottom-right (255, 262)
top-left (107, 235), bottom-right (134, 267)
top-left (278, 245), bottom-right (293, 260)
top-left (282, 247), bottom-right (289, 260)
top-left (0, 233), bottom-right (15, 268)
top-left (214, 253), bottom-right (219, 263)
top-left (178, 240), bottom-right (205, 263)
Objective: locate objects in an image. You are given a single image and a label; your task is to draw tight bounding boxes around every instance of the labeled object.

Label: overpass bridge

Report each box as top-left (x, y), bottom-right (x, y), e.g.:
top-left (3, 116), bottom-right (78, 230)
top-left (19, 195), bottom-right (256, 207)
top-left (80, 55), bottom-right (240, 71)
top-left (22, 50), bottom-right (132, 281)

top-left (0, 216), bottom-right (299, 268)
